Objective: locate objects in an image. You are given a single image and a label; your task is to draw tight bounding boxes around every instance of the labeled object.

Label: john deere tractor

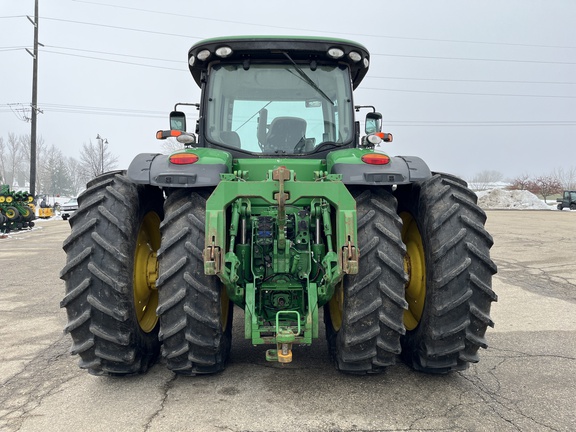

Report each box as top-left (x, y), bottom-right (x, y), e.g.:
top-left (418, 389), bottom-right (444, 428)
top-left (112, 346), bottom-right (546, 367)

top-left (60, 36), bottom-right (497, 376)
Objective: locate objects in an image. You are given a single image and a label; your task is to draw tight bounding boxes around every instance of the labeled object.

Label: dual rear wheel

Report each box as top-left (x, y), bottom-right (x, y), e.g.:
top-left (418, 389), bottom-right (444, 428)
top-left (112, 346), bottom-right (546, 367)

top-left (61, 172), bottom-right (496, 376)
top-left (326, 175), bottom-right (497, 374)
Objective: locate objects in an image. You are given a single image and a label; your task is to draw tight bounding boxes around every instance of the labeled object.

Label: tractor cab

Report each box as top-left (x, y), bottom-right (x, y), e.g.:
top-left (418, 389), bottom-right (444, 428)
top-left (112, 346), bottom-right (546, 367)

top-left (171, 36), bottom-right (379, 157)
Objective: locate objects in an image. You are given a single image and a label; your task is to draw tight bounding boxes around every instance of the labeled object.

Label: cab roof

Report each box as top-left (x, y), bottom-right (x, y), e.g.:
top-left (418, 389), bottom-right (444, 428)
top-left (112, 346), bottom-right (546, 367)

top-left (187, 36), bottom-right (370, 89)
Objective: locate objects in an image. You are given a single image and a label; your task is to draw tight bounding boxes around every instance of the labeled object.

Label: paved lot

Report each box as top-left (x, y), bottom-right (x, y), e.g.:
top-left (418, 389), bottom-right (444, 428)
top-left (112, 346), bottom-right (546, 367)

top-left (0, 211), bottom-right (575, 432)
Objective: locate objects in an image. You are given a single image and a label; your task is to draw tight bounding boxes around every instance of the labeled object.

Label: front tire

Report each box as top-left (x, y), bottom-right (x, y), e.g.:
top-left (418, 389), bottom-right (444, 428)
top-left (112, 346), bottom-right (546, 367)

top-left (60, 172), bottom-right (164, 375)
top-left (156, 189), bottom-right (232, 375)
top-left (395, 174), bottom-right (497, 373)
top-left (325, 188), bottom-right (408, 374)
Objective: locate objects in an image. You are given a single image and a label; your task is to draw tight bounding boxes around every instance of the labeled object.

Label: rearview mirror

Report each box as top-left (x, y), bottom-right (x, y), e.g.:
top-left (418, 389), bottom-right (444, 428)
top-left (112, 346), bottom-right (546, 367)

top-left (170, 111), bottom-right (187, 131)
top-left (365, 112), bottom-right (382, 134)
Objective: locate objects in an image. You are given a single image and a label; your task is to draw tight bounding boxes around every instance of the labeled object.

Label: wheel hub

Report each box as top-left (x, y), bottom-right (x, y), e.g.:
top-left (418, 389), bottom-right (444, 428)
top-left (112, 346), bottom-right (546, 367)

top-left (133, 212), bottom-right (161, 333)
top-left (401, 212), bottom-right (426, 331)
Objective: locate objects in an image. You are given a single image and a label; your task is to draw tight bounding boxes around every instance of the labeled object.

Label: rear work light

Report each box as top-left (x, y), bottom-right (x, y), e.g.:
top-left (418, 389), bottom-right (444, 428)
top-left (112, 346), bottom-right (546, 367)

top-left (361, 153), bottom-right (390, 165)
top-left (169, 153), bottom-right (199, 165)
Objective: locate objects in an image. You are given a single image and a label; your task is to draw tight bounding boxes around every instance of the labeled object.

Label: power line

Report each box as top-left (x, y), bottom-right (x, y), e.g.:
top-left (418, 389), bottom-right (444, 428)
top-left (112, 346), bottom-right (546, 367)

top-left (42, 17), bottom-right (200, 39)
top-left (38, 16), bottom-right (576, 66)
top-left (70, 0), bottom-right (576, 50)
top-left (367, 75), bottom-right (576, 86)
top-left (43, 44), bottom-right (182, 63)
top-left (0, 103), bottom-right (571, 125)
top-left (0, 46), bottom-right (31, 52)
top-left (40, 49), bottom-right (185, 71)
top-left (0, 102), bottom-right (170, 119)
top-left (371, 52), bottom-right (576, 66)
top-left (360, 86), bottom-right (576, 99)
top-left (384, 121), bottom-right (576, 127)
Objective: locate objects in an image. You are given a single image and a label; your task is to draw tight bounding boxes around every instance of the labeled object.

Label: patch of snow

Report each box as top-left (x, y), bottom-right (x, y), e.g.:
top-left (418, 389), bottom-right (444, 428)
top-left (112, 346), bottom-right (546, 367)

top-left (476, 189), bottom-right (553, 210)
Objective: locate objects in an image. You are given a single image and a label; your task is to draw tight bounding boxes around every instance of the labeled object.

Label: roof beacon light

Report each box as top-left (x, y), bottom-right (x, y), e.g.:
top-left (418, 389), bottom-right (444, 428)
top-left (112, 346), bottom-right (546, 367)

top-left (361, 153), bottom-right (391, 165)
top-left (169, 153), bottom-right (199, 165)
top-left (348, 51), bottom-right (362, 62)
top-left (327, 47), bottom-right (345, 59)
top-left (215, 46), bottom-right (233, 58)
top-left (197, 49), bottom-right (211, 61)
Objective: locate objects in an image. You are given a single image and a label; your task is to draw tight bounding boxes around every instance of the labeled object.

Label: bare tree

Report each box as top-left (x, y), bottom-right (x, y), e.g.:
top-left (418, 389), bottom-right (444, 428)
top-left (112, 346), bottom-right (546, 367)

top-left (552, 166), bottom-right (576, 190)
top-left (509, 173), bottom-right (533, 190)
top-left (3, 133), bottom-right (23, 187)
top-left (20, 133), bottom-right (46, 192)
top-left (66, 156), bottom-right (87, 196)
top-left (79, 139), bottom-right (119, 179)
top-left (160, 138), bottom-right (184, 153)
top-left (534, 176), bottom-right (562, 203)
top-left (468, 170), bottom-right (504, 191)
top-left (0, 136), bottom-right (5, 184)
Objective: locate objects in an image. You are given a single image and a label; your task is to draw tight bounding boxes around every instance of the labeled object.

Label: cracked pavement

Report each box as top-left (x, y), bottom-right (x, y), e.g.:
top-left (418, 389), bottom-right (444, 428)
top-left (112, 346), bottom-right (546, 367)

top-left (0, 211), bottom-right (574, 432)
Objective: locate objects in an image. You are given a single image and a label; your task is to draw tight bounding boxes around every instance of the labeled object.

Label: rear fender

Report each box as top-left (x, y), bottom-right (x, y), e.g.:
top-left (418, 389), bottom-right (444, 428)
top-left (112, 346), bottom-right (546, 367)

top-left (327, 149), bottom-right (432, 185)
top-left (127, 151), bottom-right (231, 188)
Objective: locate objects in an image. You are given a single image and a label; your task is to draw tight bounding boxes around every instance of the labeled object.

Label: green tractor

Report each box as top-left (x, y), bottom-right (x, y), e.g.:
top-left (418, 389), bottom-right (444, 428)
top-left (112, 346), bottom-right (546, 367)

top-left (60, 36), bottom-right (497, 376)
top-left (0, 184), bottom-right (35, 232)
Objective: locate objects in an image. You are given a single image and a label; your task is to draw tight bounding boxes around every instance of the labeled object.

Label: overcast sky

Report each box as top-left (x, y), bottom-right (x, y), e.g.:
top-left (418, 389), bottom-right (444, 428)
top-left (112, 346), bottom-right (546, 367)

top-left (1, 0), bottom-right (575, 181)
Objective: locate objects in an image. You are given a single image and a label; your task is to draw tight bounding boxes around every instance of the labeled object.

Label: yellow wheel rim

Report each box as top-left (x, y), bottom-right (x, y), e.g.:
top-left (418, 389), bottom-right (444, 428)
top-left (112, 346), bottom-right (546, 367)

top-left (328, 281), bottom-right (344, 331)
top-left (133, 211), bottom-right (161, 333)
top-left (401, 212), bottom-right (426, 331)
top-left (6, 196), bottom-right (13, 203)
top-left (0, 196), bottom-right (5, 203)
top-left (20, 208), bottom-right (30, 218)
top-left (5, 208), bottom-right (17, 219)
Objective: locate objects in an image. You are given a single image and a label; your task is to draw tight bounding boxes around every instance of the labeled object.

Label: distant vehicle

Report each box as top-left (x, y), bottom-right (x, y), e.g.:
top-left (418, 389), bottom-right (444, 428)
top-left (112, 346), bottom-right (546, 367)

top-left (557, 191), bottom-right (576, 210)
top-left (60, 198), bottom-right (78, 220)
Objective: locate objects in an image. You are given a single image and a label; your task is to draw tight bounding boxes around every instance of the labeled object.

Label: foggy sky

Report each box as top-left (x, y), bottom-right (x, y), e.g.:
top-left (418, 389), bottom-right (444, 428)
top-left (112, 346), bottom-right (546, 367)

top-left (1, 0), bottom-right (575, 181)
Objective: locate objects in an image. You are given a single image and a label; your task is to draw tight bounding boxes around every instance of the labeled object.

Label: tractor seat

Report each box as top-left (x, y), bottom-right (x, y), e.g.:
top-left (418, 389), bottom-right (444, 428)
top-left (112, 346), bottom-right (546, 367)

top-left (220, 131), bottom-right (241, 148)
top-left (266, 117), bottom-right (307, 153)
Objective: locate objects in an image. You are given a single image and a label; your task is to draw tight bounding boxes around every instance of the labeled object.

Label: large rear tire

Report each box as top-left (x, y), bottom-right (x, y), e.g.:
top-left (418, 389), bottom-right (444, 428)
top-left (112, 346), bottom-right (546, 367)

top-left (325, 188), bottom-right (408, 373)
top-left (156, 189), bottom-right (233, 375)
top-left (395, 174), bottom-right (497, 373)
top-left (60, 172), bottom-right (164, 375)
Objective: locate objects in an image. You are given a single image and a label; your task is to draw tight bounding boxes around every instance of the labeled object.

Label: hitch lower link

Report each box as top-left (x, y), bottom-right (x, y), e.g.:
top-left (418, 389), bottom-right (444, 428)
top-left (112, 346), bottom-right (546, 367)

top-left (265, 311), bottom-right (301, 364)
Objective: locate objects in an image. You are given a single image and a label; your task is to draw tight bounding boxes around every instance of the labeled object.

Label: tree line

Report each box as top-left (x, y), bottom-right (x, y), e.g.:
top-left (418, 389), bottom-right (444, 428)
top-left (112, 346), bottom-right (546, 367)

top-left (0, 133), bottom-right (118, 197)
top-left (469, 168), bottom-right (576, 203)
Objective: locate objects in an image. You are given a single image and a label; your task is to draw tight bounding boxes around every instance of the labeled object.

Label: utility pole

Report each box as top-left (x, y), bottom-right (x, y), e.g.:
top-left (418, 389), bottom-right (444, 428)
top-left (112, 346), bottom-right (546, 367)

top-left (26, 0), bottom-right (39, 197)
top-left (96, 134), bottom-right (108, 174)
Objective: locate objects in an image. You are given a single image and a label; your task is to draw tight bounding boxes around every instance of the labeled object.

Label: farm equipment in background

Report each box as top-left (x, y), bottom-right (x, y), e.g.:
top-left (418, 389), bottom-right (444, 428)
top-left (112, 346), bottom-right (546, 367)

top-left (0, 185), bottom-right (36, 232)
top-left (557, 190), bottom-right (576, 210)
top-left (61, 36), bottom-right (497, 377)
top-left (37, 203), bottom-right (54, 219)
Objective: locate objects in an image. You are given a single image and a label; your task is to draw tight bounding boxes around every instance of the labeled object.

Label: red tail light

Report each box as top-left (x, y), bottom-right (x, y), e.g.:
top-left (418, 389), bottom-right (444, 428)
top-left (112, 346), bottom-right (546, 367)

top-left (361, 153), bottom-right (390, 165)
top-left (169, 153), bottom-right (199, 165)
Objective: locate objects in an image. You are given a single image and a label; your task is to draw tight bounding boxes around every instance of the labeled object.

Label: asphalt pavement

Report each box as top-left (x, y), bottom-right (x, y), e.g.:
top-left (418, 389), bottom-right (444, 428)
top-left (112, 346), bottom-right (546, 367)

top-left (0, 211), bottom-right (574, 432)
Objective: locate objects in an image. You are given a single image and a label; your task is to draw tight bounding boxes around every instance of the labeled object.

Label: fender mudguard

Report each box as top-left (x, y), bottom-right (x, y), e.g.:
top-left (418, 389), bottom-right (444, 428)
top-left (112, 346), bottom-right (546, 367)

top-left (330, 154), bottom-right (432, 185)
top-left (127, 152), bottom-right (229, 187)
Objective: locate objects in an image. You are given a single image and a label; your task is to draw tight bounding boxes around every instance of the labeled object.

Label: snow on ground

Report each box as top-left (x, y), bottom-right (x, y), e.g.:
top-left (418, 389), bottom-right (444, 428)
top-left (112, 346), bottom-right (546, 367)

top-left (0, 188), bottom-right (565, 241)
top-left (475, 189), bottom-right (555, 210)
